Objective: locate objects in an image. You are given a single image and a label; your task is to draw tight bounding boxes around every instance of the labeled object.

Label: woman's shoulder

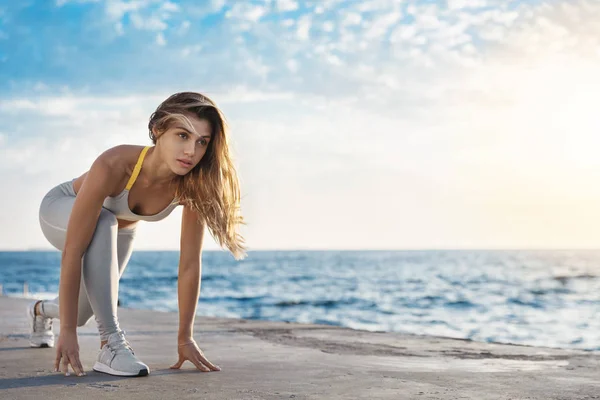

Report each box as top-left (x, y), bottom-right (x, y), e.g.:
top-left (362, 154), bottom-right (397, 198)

top-left (98, 144), bottom-right (146, 171)
top-left (72, 145), bottom-right (147, 194)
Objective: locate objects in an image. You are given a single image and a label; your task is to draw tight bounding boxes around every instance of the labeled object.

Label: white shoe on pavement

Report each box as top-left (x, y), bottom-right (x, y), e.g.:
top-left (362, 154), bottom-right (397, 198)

top-left (93, 330), bottom-right (149, 377)
top-left (28, 300), bottom-right (55, 348)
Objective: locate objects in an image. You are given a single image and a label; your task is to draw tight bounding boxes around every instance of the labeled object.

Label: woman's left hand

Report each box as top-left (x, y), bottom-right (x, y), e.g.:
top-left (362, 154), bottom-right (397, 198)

top-left (170, 339), bottom-right (221, 372)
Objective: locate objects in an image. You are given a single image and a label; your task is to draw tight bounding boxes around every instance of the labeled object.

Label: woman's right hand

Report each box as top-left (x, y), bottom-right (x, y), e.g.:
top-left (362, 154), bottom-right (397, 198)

top-left (54, 329), bottom-right (86, 376)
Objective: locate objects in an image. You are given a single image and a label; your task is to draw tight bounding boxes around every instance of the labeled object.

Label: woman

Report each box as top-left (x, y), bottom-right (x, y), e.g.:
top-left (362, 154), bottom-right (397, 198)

top-left (29, 92), bottom-right (246, 378)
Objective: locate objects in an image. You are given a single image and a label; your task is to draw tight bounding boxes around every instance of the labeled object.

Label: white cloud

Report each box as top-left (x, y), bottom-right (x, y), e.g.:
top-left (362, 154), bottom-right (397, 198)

top-left (181, 44), bottom-right (202, 57)
top-left (447, 0), bottom-right (490, 11)
top-left (55, 0), bottom-right (101, 7)
top-left (281, 18), bottom-right (294, 28)
top-left (341, 12), bottom-right (362, 26)
top-left (246, 6), bottom-right (267, 22)
top-left (156, 32), bottom-right (166, 45)
top-left (217, 86), bottom-right (296, 103)
top-left (390, 24), bottom-right (417, 42)
top-left (479, 23), bottom-right (506, 41)
top-left (0, 99), bottom-right (37, 113)
top-left (131, 13), bottom-right (168, 31)
top-left (276, 0), bottom-right (298, 13)
top-left (102, 0), bottom-right (178, 36)
top-left (363, 11), bottom-right (402, 39)
top-left (8, 0), bottom-right (600, 250)
top-left (322, 21), bottom-right (334, 32)
top-left (105, 0), bottom-right (150, 20)
top-left (0, 95), bottom-right (162, 118)
top-left (243, 56), bottom-right (271, 80)
top-left (324, 54), bottom-right (342, 66)
top-left (296, 15), bottom-right (311, 40)
top-left (177, 20), bottom-right (190, 35)
top-left (160, 1), bottom-right (179, 13)
top-left (225, 3), bottom-right (268, 23)
top-left (115, 21), bottom-right (124, 35)
top-left (286, 59), bottom-right (299, 72)
top-left (210, 0), bottom-right (226, 13)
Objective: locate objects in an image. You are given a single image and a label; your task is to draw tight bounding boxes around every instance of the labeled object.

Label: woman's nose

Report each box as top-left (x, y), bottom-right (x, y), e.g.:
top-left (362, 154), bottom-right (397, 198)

top-left (184, 143), bottom-right (195, 156)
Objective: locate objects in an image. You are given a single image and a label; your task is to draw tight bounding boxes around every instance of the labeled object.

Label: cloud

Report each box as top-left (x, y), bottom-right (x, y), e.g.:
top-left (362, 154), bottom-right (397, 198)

top-left (6, 0), bottom-right (600, 249)
top-left (55, 0), bottom-right (101, 6)
top-left (216, 86), bottom-right (295, 103)
top-left (180, 44), bottom-right (201, 57)
top-left (115, 21), bottom-right (124, 35)
top-left (160, 0), bottom-right (179, 12)
top-left (276, 0), bottom-right (298, 13)
top-left (286, 59), bottom-right (298, 72)
top-left (447, 0), bottom-right (491, 10)
top-left (105, 0), bottom-right (151, 20)
top-left (341, 12), bottom-right (361, 26)
top-left (296, 15), bottom-right (311, 40)
top-left (156, 32), bottom-right (166, 45)
top-left (131, 13), bottom-right (168, 30)
top-left (363, 10), bottom-right (402, 40)
top-left (210, 0), bottom-right (226, 13)
top-left (225, 3), bottom-right (268, 23)
top-left (177, 20), bottom-right (190, 35)
top-left (103, 0), bottom-right (179, 35)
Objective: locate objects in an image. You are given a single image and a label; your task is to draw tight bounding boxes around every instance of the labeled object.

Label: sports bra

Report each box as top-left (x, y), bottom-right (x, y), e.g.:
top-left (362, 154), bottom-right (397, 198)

top-left (101, 146), bottom-right (180, 222)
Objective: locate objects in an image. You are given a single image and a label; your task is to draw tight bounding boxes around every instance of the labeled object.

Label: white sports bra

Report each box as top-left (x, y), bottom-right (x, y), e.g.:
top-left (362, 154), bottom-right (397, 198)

top-left (101, 146), bottom-right (179, 222)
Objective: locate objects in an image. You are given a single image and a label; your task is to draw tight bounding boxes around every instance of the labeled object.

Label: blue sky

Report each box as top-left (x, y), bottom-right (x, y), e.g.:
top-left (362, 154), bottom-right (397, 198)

top-left (2, 0), bottom-right (600, 251)
top-left (1, 0), bottom-right (544, 97)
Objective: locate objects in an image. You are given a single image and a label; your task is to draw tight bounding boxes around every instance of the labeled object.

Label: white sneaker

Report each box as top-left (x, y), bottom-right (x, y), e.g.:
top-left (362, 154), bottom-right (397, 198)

top-left (93, 330), bottom-right (149, 377)
top-left (28, 300), bottom-right (54, 348)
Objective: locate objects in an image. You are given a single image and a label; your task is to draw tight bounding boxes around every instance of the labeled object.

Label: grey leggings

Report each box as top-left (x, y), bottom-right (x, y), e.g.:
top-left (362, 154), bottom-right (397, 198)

top-left (38, 179), bottom-right (136, 341)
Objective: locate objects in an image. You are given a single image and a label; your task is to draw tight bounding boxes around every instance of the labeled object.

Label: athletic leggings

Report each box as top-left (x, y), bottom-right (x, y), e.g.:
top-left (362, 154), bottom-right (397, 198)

top-left (38, 179), bottom-right (136, 341)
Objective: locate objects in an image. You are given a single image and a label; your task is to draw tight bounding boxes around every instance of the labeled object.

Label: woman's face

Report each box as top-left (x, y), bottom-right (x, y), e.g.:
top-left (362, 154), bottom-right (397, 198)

top-left (156, 115), bottom-right (213, 175)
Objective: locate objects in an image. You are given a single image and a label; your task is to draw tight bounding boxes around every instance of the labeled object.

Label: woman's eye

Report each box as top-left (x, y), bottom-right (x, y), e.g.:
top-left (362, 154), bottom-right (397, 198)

top-left (197, 139), bottom-right (207, 146)
top-left (179, 133), bottom-right (187, 139)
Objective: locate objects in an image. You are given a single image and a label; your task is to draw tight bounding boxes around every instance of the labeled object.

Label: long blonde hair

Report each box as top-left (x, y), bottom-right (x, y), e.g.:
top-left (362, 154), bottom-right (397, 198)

top-left (148, 92), bottom-right (247, 260)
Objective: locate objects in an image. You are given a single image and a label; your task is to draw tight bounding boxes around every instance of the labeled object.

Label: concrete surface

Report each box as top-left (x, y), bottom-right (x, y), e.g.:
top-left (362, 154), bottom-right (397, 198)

top-left (1, 296), bottom-right (600, 399)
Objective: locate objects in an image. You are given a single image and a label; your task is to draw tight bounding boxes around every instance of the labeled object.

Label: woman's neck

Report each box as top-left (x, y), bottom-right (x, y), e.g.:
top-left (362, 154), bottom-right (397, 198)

top-left (138, 146), bottom-right (178, 187)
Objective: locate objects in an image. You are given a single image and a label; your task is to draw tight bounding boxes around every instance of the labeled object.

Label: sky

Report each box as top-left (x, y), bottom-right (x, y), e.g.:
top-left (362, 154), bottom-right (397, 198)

top-left (1, 0), bottom-right (600, 251)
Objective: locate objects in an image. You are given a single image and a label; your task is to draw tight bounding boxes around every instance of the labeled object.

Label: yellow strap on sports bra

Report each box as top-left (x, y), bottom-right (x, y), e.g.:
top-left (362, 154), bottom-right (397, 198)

top-left (125, 146), bottom-right (151, 190)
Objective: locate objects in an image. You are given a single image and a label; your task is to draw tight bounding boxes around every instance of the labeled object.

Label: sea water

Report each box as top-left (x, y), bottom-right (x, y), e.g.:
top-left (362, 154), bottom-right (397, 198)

top-left (2, 249), bottom-right (599, 351)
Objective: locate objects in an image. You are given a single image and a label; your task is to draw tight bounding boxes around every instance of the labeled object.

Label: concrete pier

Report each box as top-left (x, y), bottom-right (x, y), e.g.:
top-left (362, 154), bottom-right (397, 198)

top-left (1, 296), bottom-right (599, 399)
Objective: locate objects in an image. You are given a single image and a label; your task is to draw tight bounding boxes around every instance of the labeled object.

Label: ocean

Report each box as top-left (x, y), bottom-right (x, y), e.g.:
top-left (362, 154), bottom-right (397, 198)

top-left (2, 249), bottom-right (599, 351)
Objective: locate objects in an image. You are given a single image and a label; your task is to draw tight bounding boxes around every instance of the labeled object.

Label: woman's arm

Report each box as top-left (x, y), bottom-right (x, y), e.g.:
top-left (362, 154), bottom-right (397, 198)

top-left (60, 156), bottom-right (118, 330)
top-left (55, 152), bottom-right (120, 375)
top-left (176, 204), bottom-right (205, 343)
top-left (170, 204), bottom-right (220, 372)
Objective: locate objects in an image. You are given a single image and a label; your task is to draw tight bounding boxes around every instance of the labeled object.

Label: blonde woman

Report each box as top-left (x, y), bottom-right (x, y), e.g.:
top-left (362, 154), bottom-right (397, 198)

top-left (30, 92), bottom-right (246, 377)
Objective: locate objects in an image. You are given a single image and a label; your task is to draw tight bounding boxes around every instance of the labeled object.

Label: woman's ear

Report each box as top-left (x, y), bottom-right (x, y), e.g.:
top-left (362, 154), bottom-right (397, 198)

top-left (151, 126), bottom-right (161, 141)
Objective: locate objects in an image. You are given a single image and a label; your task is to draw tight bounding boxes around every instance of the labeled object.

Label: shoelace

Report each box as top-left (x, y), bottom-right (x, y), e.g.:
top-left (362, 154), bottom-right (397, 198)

top-left (107, 332), bottom-right (135, 355)
top-left (34, 315), bottom-right (52, 332)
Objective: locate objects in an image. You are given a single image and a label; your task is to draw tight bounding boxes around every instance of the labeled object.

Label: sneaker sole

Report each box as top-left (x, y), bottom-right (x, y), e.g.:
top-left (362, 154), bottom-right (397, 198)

top-left (30, 342), bottom-right (54, 348)
top-left (93, 361), bottom-right (149, 377)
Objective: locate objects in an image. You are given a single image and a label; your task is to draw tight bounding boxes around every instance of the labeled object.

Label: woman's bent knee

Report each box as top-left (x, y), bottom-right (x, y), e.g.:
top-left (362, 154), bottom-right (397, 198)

top-left (77, 315), bottom-right (93, 327)
top-left (95, 209), bottom-right (118, 232)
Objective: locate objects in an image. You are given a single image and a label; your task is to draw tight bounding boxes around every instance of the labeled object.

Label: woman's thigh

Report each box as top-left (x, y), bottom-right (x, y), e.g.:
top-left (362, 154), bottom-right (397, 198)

top-left (38, 182), bottom-right (77, 251)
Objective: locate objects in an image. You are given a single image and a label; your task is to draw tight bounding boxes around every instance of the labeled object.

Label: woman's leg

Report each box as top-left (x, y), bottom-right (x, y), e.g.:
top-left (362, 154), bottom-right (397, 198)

top-left (36, 181), bottom-right (149, 377)
top-left (37, 181), bottom-right (136, 340)
top-left (40, 228), bottom-right (136, 334)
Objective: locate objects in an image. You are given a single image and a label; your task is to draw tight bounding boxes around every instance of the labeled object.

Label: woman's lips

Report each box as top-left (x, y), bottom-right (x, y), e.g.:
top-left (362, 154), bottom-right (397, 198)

top-left (177, 159), bottom-right (193, 168)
